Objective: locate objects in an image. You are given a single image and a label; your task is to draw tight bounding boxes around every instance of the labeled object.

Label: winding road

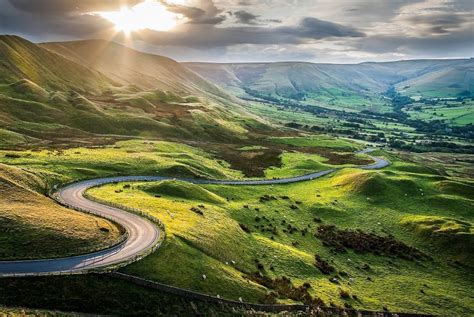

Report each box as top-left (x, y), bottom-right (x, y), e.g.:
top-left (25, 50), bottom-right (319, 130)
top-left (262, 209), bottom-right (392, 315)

top-left (0, 148), bottom-right (389, 276)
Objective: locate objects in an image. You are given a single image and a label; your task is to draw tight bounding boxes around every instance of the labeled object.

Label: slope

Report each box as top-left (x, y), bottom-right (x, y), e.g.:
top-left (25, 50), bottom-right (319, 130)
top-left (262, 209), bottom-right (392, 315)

top-left (186, 59), bottom-right (473, 105)
top-left (396, 59), bottom-right (474, 97)
top-left (40, 39), bottom-right (233, 102)
top-left (0, 36), bottom-right (270, 147)
top-left (0, 163), bottom-right (123, 259)
top-left (0, 35), bottom-right (111, 94)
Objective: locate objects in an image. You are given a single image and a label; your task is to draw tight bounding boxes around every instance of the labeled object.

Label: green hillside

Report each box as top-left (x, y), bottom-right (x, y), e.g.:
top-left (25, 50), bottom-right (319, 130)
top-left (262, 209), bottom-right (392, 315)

top-left (0, 163), bottom-right (123, 259)
top-left (0, 36), bottom-right (271, 147)
top-left (86, 148), bottom-right (474, 315)
top-left (0, 35), bottom-right (110, 93)
top-left (186, 59), bottom-right (473, 110)
top-left (396, 60), bottom-right (474, 98)
top-left (41, 39), bottom-right (234, 103)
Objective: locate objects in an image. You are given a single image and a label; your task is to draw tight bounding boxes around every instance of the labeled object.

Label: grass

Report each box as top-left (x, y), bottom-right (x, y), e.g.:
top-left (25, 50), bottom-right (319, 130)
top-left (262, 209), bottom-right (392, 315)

top-left (404, 100), bottom-right (474, 126)
top-left (1, 136), bottom-right (367, 260)
top-left (0, 128), bottom-right (34, 146)
top-left (270, 135), bottom-right (363, 151)
top-left (141, 180), bottom-right (226, 204)
top-left (86, 149), bottom-right (474, 315)
top-left (0, 140), bottom-right (244, 260)
top-left (264, 152), bottom-right (331, 178)
top-left (0, 163), bottom-right (122, 259)
top-left (0, 274), bottom-right (253, 316)
top-left (0, 134), bottom-right (472, 315)
top-left (0, 140), bottom-right (243, 188)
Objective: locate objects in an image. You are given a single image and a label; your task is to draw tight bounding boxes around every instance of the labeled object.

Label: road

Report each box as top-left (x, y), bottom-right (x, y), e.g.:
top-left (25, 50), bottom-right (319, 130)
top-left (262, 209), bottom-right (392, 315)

top-left (0, 149), bottom-right (389, 276)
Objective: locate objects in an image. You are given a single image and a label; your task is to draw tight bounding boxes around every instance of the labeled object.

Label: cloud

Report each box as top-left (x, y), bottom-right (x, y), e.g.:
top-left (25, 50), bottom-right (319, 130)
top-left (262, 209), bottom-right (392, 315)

top-left (8, 0), bottom-right (142, 14)
top-left (233, 10), bottom-right (259, 24)
top-left (0, 1), bottom-right (114, 40)
top-left (0, 0), bottom-right (472, 62)
top-left (138, 17), bottom-right (364, 48)
top-left (164, 0), bottom-right (226, 25)
top-left (345, 0), bottom-right (474, 58)
top-left (282, 17), bottom-right (365, 39)
top-left (349, 28), bottom-right (474, 57)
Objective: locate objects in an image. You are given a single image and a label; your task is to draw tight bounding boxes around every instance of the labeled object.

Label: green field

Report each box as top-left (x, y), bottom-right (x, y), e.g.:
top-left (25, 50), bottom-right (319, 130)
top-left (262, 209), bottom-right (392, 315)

top-left (0, 140), bottom-right (243, 186)
top-left (84, 145), bottom-right (473, 315)
top-left (270, 135), bottom-right (362, 151)
top-left (404, 100), bottom-right (474, 126)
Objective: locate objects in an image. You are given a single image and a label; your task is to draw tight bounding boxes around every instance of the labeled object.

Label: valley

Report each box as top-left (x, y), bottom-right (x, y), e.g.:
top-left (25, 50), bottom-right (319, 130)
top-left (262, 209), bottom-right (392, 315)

top-left (0, 33), bottom-right (472, 316)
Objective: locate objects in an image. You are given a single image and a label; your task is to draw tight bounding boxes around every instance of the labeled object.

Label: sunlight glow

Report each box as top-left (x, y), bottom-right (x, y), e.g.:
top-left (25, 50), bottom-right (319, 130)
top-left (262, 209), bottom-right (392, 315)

top-left (99, 1), bottom-right (183, 35)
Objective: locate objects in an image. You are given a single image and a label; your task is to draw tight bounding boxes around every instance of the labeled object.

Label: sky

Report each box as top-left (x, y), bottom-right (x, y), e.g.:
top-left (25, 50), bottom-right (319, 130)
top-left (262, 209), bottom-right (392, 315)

top-left (0, 0), bottom-right (473, 63)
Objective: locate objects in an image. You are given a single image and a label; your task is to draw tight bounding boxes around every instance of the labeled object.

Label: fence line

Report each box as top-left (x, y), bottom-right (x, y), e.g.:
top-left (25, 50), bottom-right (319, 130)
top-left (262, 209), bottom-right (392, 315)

top-left (108, 272), bottom-right (433, 317)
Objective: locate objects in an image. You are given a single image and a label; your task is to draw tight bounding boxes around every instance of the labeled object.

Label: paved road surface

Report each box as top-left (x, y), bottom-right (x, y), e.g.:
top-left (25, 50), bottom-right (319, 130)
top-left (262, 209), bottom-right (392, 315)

top-left (0, 149), bottom-right (389, 276)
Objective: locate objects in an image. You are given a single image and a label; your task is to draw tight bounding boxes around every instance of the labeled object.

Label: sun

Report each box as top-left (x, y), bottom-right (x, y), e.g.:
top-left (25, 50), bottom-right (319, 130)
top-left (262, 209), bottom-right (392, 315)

top-left (99, 1), bottom-right (182, 35)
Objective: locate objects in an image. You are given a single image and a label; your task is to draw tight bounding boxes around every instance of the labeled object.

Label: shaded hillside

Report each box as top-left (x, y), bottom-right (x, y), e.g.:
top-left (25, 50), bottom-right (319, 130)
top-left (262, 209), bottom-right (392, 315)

top-left (0, 35), bottom-right (111, 94)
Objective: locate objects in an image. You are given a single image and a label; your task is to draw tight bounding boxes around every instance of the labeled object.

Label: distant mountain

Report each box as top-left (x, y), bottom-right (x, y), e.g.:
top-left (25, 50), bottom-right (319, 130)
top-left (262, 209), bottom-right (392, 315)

top-left (394, 59), bottom-right (474, 98)
top-left (185, 59), bottom-right (473, 103)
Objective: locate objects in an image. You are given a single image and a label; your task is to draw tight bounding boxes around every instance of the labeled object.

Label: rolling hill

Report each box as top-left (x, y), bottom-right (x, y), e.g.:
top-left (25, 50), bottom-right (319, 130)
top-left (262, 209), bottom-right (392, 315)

top-left (0, 35), bottom-right (268, 147)
top-left (395, 60), bottom-right (474, 98)
top-left (186, 59), bottom-right (474, 105)
top-left (0, 35), bottom-right (111, 94)
top-left (40, 39), bottom-right (234, 103)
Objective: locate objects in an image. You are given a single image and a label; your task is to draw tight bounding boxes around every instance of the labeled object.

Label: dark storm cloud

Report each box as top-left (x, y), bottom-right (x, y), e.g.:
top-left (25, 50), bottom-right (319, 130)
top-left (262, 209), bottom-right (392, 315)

top-left (234, 10), bottom-right (259, 24)
top-left (138, 17), bottom-right (365, 48)
top-left (164, 0), bottom-right (226, 25)
top-left (0, 1), bottom-right (114, 39)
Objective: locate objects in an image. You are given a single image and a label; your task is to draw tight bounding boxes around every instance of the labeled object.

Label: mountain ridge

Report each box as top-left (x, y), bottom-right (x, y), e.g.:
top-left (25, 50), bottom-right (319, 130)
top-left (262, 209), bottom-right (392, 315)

top-left (185, 58), bottom-right (473, 100)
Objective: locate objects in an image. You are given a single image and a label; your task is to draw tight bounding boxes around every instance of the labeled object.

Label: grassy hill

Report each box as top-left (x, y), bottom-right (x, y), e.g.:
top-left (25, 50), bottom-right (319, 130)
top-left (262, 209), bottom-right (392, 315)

top-left (0, 36), bottom-right (272, 148)
top-left (85, 147), bottom-right (474, 315)
top-left (396, 59), bottom-right (474, 98)
top-left (41, 39), bottom-right (234, 103)
top-left (186, 59), bottom-right (473, 110)
top-left (0, 35), bottom-right (111, 94)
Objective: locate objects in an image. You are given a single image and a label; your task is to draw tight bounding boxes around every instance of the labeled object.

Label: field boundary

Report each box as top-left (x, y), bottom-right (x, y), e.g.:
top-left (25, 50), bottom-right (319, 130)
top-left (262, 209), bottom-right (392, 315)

top-left (108, 272), bottom-right (433, 317)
